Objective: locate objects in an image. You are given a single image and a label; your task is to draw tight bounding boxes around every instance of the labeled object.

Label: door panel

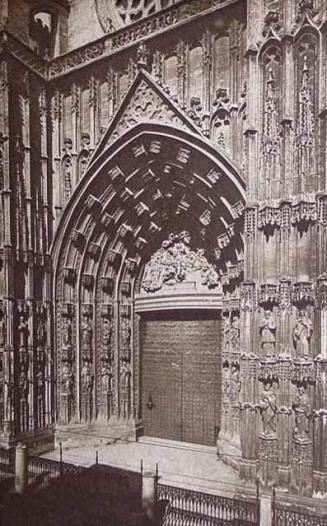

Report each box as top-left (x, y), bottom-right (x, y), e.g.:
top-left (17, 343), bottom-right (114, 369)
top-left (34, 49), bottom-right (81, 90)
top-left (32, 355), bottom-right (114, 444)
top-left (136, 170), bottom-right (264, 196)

top-left (141, 312), bottom-right (221, 446)
top-left (141, 320), bottom-right (182, 441)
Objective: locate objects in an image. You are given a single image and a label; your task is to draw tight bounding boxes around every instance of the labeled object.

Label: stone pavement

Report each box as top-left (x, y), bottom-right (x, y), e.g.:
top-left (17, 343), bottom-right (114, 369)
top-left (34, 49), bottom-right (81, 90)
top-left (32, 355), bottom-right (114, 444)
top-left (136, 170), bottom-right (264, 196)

top-left (43, 436), bottom-right (254, 498)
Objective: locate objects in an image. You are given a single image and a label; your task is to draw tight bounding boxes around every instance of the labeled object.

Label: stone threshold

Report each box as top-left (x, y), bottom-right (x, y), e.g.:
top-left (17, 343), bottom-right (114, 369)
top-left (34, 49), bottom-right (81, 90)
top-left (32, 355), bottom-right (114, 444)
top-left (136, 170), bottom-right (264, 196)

top-left (138, 436), bottom-right (217, 455)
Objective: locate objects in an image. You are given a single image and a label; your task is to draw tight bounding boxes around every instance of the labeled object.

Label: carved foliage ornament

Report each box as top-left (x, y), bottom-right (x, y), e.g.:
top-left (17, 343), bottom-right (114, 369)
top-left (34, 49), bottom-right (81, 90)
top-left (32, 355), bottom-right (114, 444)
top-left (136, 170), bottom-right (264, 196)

top-left (141, 231), bottom-right (219, 293)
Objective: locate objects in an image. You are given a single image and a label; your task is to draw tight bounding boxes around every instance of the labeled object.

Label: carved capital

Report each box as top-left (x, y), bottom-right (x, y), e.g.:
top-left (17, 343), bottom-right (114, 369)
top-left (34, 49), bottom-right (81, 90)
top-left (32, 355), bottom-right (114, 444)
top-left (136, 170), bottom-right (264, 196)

top-left (71, 230), bottom-right (86, 249)
top-left (291, 282), bottom-right (315, 308)
top-left (63, 267), bottom-right (76, 285)
top-left (81, 274), bottom-right (94, 290)
top-left (61, 303), bottom-right (75, 319)
top-left (258, 284), bottom-right (279, 308)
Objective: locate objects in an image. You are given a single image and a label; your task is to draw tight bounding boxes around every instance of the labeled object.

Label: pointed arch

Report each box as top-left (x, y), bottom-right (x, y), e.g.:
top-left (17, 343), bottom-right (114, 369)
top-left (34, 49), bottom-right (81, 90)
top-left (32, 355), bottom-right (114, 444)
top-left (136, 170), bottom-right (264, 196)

top-left (51, 122), bottom-right (245, 430)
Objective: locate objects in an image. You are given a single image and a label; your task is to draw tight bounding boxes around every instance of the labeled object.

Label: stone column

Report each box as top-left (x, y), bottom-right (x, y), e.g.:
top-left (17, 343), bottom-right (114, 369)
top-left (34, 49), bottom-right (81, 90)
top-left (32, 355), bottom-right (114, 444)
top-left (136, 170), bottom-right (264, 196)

top-left (15, 444), bottom-right (28, 494)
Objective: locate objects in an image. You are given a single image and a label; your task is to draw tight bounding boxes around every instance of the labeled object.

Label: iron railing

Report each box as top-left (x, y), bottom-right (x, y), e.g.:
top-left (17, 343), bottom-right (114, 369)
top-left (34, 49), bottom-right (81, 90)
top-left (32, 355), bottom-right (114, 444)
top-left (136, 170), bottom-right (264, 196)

top-left (274, 506), bottom-right (327, 526)
top-left (156, 483), bottom-right (258, 526)
top-left (0, 447), bottom-right (14, 480)
top-left (28, 455), bottom-right (86, 491)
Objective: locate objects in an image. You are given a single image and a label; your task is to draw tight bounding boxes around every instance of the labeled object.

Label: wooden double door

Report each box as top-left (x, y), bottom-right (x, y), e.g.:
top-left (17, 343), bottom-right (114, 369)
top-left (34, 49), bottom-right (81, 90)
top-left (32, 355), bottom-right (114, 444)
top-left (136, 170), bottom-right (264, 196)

top-left (141, 311), bottom-right (221, 447)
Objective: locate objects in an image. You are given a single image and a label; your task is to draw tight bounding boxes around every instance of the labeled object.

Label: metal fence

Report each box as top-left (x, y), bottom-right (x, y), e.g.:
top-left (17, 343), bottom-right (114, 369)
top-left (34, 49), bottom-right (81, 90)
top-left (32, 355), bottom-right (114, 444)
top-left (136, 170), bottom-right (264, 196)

top-left (156, 483), bottom-right (258, 526)
top-left (272, 486), bottom-right (327, 526)
top-left (28, 455), bottom-right (86, 491)
top-left (274, 506), bottom-right (327, 526)
top-left (0, 447), bottom-right (14, 480)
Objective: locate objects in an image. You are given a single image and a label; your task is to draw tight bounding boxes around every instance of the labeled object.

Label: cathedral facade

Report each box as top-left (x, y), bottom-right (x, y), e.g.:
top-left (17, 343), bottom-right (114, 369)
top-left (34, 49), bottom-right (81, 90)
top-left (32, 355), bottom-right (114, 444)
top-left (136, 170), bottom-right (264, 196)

top-left (0, 0), bottom-right (326, 497)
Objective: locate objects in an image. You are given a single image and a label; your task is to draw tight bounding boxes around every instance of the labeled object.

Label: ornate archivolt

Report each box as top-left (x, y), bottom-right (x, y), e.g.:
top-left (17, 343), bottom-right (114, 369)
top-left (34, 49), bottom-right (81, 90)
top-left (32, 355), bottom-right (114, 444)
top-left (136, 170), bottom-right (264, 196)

top-left (51, 121), bottom-right (245, 429)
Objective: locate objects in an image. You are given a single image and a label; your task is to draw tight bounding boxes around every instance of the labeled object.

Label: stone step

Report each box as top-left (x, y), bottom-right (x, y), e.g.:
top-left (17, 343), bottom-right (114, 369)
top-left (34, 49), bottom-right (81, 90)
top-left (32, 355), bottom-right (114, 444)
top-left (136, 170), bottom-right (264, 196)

top-left (138, 436), bottom-right (217, 455)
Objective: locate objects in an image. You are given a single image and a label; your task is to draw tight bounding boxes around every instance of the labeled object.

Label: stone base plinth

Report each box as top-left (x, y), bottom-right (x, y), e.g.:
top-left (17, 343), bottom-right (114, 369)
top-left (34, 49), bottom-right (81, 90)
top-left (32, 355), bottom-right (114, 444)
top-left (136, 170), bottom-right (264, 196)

top-left (313, 470), bottom-right (327, 497)
top-left (217, 435), bottom-right (241, 473)
top-left (0, 427), bottom-right (54, 454)
top-left (258, 435), bottom-right (277, 489)
top-left (239, 458), bottom-right (257, 482)
top-left (290, 439), bottom-right (313, 497)
top-left (55, 418), bottom-right (142, 450)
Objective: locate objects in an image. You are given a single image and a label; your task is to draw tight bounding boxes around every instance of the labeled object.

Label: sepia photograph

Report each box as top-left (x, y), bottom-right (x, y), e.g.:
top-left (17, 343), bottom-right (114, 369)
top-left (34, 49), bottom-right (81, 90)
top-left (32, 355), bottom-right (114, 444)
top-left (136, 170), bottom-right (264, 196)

top-left (0, 0), bottom-right (326, 524)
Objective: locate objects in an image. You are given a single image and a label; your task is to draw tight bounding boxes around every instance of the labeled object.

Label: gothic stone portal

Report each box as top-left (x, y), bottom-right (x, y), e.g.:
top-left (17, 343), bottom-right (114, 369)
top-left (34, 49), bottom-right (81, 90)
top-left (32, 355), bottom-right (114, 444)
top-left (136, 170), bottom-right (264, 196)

top-left (52, 126), bottom-right (245, 445)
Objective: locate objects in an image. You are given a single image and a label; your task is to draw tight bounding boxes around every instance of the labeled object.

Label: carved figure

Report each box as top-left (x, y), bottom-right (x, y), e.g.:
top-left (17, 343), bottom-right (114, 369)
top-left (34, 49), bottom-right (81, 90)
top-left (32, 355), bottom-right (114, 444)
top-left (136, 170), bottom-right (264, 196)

top-left (259, 310), bottom-right (276, 357)
top-left (256, 382), bottom-right (277, 437)
top-left (37, 318), bottom-right (46, 346)
top-left (61, 362), bottom-right (74, 396)
top-left (229, 364), bottom-right (241, 404)
top-left (101, 361), bottom-right (112, 394)
top-left (120, 358), bottom-right (131, 419)
top-left (142, 232), bottom-right (219, 293)
top-left (0, 315), bottom-right (5, 347)
top-left (121, 317), bottom-right (130, 347)
top-left (81, 315), bottom-right (93, 349)
top-left (62, 318), bottom-right (72, 350)
top-left (229, 316), bottom-right (240, 353)
top-left (293, 310), bottom-right (313, 359)
top-left (19, 363), bottom-right (29, 432)
top-left (81, 361), bottom-right (93, 392)
top-left (19, 364), bottom-right (28, 397)
top-left (102, 318), bottom-right (112, 348)
top-left (292, 386), bottom-right (312, 442)
top-left (222, 365), bottom-right (230, 399)
top-left (18, 315), bottom-right (28, 350)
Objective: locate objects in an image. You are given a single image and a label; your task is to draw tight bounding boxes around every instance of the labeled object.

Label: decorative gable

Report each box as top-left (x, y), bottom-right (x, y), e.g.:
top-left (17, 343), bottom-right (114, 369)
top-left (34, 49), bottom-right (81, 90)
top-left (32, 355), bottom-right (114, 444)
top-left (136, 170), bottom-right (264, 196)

top-left (92, 68), bottom-right (202, 162)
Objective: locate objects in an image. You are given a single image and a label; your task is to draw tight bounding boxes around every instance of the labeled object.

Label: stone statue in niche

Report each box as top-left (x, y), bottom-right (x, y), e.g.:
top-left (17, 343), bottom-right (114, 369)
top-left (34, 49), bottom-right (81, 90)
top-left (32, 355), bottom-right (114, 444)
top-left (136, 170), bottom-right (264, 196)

top-left (81, 314), bottom-right (93, 349)
top-left (292, 385), bottom-right (312, 442)
top-left (120, 358), bottom-right (131, 419)
top-left (81, 360), bottom-right (93, 393)
top-left (36, 364), bottom-right (45, 427)
top-left (101, 359), bottom-right (113, 420)
top-left (229, 316), bottom-right (240, 353)
top-left (223, 316), bottom-right (229, 348)
top-left (222, 364), bottom-right (230, 400)
top-left (293, 310), bottom-right (313, 360)
top-left (0, 313), bottom-right (5, 348)
top-left (229, 364), bottom-right (241, 404)
top-left (101, 360), bottom-right (113, 394)
top-left (19, 360), bottom-right (29, 432)
top-left (37, 317), bottom-right (46, 347)
top-left (259, 310), bottom-right (276, 357)
top-left (121, 317), bottom-right (131, 347)
top-left (61, 362), bottom-right (74, 396)
top-left (102, 318), bottom-right (112, 348)
top-left (18, 314), bottom-right (28, 350)
top-left (62, 318), bottom-right (72, 351)
top-left (256, 382), bottom-right (277, 438)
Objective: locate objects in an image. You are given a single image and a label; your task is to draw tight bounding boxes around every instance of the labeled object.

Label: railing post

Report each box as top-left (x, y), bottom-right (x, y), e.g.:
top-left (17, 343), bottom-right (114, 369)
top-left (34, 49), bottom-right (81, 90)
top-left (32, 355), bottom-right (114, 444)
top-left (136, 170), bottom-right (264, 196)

top-left (260, 493), bottom-right (272, 526)
top-left (142, 470), bottom-right (157, 521)
top-left (15, 444), bottom-right (28, 494)
top-left (59, 442), bottom-right (63, 477)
